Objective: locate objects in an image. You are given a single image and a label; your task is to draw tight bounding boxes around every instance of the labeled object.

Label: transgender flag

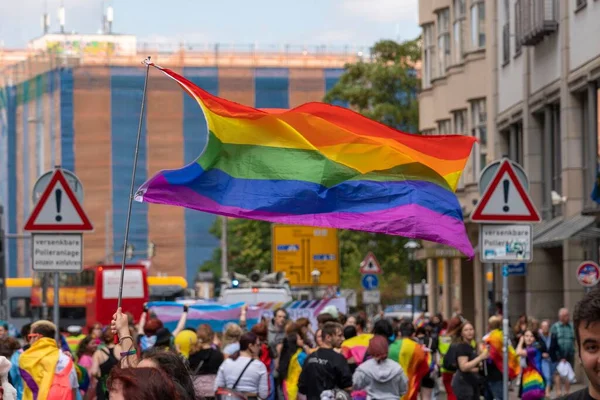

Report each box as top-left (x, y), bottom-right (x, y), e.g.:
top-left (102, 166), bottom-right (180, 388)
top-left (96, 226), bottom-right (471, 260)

top-left (148, 301), bottom-right (263, 332)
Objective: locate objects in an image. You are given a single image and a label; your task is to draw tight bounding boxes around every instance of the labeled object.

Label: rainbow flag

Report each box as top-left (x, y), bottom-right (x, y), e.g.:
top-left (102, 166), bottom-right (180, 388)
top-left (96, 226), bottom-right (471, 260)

top-left (388, 339), bottom-right (431, 400)
top-left (135, 64), bottom-right (477, 257)
top-left (341, 334), bottom-right (374, 365)
top-left (521, 346), bottom-right (545, 400)
top-left (148, 301), bottom-right (262, 332)
top-left (483, 329), bottom-right (521, 380)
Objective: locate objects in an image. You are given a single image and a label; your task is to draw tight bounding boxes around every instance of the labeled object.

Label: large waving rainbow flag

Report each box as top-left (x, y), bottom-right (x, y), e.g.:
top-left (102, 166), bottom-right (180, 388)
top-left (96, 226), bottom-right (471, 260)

top-left (135, 64), bottom-right (476, 257)
top-left (484, 329), bottom-right (521, 380)
top-left (388, 338), bottom-right (431, 400)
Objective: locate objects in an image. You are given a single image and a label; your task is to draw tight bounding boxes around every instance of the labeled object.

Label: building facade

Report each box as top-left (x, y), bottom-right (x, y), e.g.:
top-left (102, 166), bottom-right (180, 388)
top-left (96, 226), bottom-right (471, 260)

top-left (419, 0), bottom-right (600, 338)
top-left (0, 36), bottom-right (365, 284)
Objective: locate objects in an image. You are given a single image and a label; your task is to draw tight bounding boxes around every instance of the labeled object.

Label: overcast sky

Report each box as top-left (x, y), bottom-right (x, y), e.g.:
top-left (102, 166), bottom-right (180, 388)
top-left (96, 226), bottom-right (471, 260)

top-left (0, 0), bottom-right (421, 49)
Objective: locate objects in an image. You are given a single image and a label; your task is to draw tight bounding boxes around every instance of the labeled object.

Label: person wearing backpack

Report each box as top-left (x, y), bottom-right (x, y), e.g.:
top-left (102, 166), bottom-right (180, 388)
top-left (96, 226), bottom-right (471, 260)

top-left (18, 320), bottom-right (79, 400)
top-left (214, 332), bottom-right (268, 400)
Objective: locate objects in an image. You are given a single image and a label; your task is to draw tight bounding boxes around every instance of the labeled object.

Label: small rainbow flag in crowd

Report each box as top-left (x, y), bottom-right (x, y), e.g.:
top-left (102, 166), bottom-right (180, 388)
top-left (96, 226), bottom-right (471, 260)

top-left (483, 329), bottom-right (521, 379)
top-left (341, 333), bottom-right (374, 365)
top-left (148, 302), bottom-right (262, 332)
top-left (521, 346), bottom-right (545, 400)
top-left (135, 64), bottom-right (477, 257)
top-left (388, 339), bottom-right (431, 400)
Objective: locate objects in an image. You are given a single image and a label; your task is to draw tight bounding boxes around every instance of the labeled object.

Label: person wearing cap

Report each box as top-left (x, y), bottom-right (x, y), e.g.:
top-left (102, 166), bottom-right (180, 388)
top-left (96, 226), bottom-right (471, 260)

top-left (66, 326), bottom-right (86, 355)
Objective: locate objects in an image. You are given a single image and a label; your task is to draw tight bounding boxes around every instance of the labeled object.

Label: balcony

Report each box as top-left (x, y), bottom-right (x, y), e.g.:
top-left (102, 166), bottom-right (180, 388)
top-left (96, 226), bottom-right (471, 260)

top-left (518, 0), bottom-right (558, 46)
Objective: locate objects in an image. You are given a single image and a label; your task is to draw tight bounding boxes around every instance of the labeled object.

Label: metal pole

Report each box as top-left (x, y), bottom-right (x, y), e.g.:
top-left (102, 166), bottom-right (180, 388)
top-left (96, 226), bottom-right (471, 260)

top-left (105, 210), bottom-right (110, 264)
top-left (502, 264), bottom-right (509, 400)
top-left (221, 216), bottom-right (228, 278)
top-left (41, 274), bottom-right (48, 320)
top-left (53, 272), bottom-right (59, 342)
top-left (410, 260), bottom-right (415, 321)
top-left (116, 57), bottom-right (151, 309)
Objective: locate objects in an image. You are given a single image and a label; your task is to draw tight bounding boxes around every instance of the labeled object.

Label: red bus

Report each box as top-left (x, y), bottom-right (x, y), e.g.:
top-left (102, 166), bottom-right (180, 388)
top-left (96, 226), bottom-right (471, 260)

top-left (31, 264), bottom-right (149, 330)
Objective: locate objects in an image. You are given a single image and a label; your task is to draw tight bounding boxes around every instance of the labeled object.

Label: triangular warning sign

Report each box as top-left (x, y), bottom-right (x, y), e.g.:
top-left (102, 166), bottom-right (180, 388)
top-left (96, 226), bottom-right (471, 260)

top-left (359, 252), bottom-right (382, 274)
top-left (471, 160), bottom-right (541, 223)
top-left (24, 169), bottom-right (94, 232)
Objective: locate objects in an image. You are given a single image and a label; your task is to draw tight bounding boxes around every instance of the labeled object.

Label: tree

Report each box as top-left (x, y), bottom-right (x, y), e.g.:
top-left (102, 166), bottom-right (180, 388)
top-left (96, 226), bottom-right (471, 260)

top-left (199, 38), bottom-right (425, 303)
top-left (199, 217), bottom-right (272, 280)
top-left (325, 37), bottom-right (424, 302)
top-left (324, 38), bottom-right (421, 132)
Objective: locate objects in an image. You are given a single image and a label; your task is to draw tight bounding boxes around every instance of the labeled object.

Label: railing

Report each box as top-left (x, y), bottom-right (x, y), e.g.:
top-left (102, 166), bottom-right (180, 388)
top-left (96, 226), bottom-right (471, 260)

top-left (519, 0), bottom-right (558, 46)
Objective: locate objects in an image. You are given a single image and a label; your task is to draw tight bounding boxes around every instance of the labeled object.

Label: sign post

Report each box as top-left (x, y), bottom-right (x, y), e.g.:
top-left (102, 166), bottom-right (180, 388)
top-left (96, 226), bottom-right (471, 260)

top-left (472, 158), bottom-right (541, 400)
top-left (24, 167), bottom-right (93, 341)
top-left (360, 252), bottom-right (382, 318)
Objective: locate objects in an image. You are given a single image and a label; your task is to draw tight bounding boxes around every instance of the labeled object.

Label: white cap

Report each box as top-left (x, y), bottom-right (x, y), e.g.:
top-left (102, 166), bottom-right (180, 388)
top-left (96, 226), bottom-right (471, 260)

top-left (320, 305), bottom-right (339, 319)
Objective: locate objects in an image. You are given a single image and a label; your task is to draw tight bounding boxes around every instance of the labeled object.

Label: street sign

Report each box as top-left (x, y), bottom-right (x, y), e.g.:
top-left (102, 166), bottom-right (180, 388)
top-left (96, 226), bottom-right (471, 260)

top-left (31, 233), bottom-right (83, 272)
top-left (359, 252), bottom-right (382, 274)
top-left (471, 159), bottom-right (541, 223)
top-left (479, 159), bottom-right (529, 195)
top-left (480, 224), bottom-right (533, 263)
top-left (24, 169), bottom-right (93, 232)
top-left (361, 274), bottom-right (379, 290)
top-left (576, 261), bottom-right (600, 287)
top-left (502, 263), bottom-right (527, 277)
top-left (32, 169), bottom-right (84, 204)
top-left (272, 225), bottom-right (339, 286)
top-left (362, 290), bottom-right (380, 304)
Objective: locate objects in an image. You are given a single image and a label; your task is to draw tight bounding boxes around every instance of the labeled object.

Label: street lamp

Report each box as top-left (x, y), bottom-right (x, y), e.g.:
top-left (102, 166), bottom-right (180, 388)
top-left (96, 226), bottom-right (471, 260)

top-left (404, 240), bottom-right (420, 321)
top-left (311, 268), bottom-right (321, 300)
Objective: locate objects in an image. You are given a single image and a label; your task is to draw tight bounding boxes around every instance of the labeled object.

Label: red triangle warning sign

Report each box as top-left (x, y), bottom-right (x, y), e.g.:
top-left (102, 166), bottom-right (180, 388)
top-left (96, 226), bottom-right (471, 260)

top-left (471, 160), bottom-right (541, 223)
top-left (360, 252), bottom-right (382, 274)
top-left (24, 169), bottom-right (94, 232)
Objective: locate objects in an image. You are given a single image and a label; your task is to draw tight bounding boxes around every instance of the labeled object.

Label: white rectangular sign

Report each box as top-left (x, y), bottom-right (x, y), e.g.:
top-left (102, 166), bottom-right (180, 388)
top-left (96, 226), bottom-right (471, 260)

top-left (480, 224), bottom-right (533, 263)
top-left (362, 290), bottom-right (381, 304)
top-left (102, 269), bottom-right (145, 299)
top-left (31, 233), bottom-right (83, 272)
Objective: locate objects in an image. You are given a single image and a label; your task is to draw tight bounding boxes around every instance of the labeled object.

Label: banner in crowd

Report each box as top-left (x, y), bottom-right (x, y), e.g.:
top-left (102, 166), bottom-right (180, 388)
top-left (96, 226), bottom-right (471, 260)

top-left (147, 301), bottom-right (263, 332)
top-left (149, 297), bottom-right (347, 333)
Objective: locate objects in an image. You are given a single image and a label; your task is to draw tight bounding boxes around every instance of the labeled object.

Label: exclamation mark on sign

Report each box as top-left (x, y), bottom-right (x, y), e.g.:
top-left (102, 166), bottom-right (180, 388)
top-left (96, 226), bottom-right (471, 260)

top-left (502, 179), bottom-right (510, 212)
top-left (55, 189), bottom-right (63, 222)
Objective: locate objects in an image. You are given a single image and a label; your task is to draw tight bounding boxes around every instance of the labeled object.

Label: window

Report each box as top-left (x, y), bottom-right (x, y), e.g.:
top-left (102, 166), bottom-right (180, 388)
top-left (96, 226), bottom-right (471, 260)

top-left (437, 9), bottom-right (451, 75)
top-left (502, 0), bottom-right (510, 64)
top-left (421, 128), bottom-right (437, 136)
top-left (471, 1), bottom-right (486, 49)
top-left (582, 84), bottom-right (599, 210)
top-left (10, 297), bottom-right (32, 319)
top-left (453, 0), bottom-right (466, 64)
top-left (423, 24), bottom-right (435, 88)
top-left (541, 105), bottom-right (562, 218)
top-left (453, 109), bottom-right (467, 134)
top-left (514, 0), bottom-right (522, 56)
top-left (503, 124), bottom-right (524, 165)
top-left (438, 119), bottom-right (452, 134)
top-left (471, 99), bottom-right (487, 179)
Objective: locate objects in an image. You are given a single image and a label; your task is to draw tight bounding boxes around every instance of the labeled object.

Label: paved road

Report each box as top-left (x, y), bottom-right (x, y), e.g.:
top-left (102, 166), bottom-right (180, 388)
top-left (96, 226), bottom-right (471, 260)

top-left (433, 382), bottom-right (587, 399)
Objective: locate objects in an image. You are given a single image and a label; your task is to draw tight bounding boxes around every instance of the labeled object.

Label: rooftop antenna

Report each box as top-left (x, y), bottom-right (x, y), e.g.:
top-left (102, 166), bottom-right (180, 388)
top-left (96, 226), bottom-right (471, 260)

top-left (58, 1), bottom-right (65, 34)
top-left (106, 6), bottom-right (114, 34)
top-left (42, 0), bottom-right (50, 34)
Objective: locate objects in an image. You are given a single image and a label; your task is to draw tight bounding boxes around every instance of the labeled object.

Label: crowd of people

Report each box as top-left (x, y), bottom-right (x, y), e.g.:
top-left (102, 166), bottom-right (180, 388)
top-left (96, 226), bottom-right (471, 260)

top-left (0, 288), bottom-right (594, 400)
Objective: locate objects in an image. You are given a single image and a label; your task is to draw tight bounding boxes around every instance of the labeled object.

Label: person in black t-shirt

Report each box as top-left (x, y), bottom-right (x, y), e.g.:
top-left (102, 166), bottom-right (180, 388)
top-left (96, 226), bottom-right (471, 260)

top-left (298, 322), bottom-right (353, 400)
top-left (451, 321), bottom-right (489, 400)
top-left (558, 287), bottom-right (600, 400)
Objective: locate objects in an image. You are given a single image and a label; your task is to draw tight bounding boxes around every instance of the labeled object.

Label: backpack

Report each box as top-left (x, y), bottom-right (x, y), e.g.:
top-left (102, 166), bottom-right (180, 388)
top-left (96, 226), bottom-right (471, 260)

top-left (442, 343), bottom-right (459, 372)
top-left (47, 356), bottom-right (74, 400)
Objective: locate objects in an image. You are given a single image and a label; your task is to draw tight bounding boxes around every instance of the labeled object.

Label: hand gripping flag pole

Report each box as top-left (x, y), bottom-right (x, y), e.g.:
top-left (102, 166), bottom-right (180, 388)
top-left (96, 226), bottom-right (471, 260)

top-left (114, 57), bottom-right (151, 341)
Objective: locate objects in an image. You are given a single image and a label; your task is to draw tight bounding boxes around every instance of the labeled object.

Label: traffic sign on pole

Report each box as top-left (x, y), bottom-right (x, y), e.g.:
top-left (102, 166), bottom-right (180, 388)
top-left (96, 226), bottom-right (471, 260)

top-left (24, 169), bottom-right (93, 232)
top-left (359, 252), bottom-right (382, 274)
top-left (361, 274), bottom-right (379, 290)
top-left (471, 159), bottom-right (541, 223)
top-left (576, 261), bottom-right (600, 287)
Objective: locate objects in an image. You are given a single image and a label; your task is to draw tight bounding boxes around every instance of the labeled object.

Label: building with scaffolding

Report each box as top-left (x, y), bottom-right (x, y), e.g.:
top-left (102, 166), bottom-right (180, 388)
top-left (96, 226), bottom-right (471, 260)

top-left (0, 33), bottom-right (369, 284)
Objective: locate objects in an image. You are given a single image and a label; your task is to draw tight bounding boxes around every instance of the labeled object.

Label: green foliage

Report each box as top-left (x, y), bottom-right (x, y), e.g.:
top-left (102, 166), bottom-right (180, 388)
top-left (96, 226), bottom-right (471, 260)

top-left (324, 38), bottom-right (421, 132)
top-left (199, 217), bottom-right (272, 279)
